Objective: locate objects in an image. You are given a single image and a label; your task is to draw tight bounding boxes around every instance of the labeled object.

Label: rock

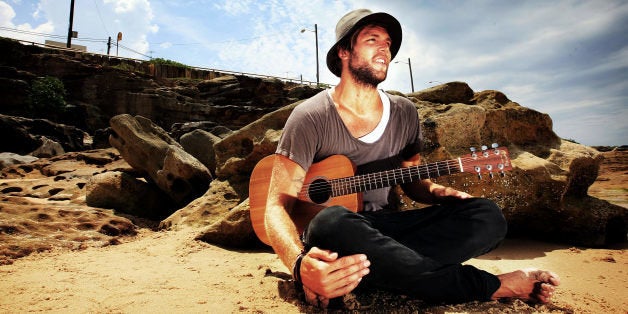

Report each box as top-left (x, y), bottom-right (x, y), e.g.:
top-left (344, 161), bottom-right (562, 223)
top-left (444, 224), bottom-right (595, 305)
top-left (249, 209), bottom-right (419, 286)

top-left (159, 179), bottom-right (240, 230)
top-left (214, 101), bottom-right (301, 182)
top-left (471, 90), bottom-right (512, 109)
top-left (180, 129), bottom-right (221, 175)
top-left (109, 114), bottom-right (212, 206)
top-left (85, 171), bottom-right (175, 220)
top-left (0, 114), bottom-right (90, 154)
top-left (170, 121), bottom-right (218, 141)
top-left (409, 81), bottom-right (474, 104)
top-left (30, 136), bottom-right (65, 158)
top-left (158, 102), bottom-right (303, 232)
top-left (195, 198), bottom-right (260, 248)
top-left (0, 152), bottom-right (38, 169)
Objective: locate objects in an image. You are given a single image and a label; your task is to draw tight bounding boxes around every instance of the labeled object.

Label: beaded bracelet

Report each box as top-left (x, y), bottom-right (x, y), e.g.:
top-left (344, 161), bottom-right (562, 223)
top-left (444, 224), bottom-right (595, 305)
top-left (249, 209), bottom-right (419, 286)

top-left (291, 251), bottom-right (305, 284)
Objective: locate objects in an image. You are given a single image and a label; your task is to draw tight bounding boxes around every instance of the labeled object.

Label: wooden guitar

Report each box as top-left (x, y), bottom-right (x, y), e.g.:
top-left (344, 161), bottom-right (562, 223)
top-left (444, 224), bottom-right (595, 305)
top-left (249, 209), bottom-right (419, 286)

top-left (249, 145), bottom-right (512, 245)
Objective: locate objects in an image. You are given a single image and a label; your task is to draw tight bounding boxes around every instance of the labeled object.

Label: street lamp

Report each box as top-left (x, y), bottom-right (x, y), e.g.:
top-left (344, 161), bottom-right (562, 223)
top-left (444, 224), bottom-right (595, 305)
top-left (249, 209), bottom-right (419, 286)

top-left (300, 24), bottom-right (319, 85)
top-left (394, 57), bottom-right (414, 93)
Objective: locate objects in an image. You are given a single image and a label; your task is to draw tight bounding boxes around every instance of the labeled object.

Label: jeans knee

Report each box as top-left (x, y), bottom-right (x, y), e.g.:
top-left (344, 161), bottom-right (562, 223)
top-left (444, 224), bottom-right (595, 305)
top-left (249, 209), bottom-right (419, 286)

top-left (473, 198), bottom-right (508, 241)
top-left (303, 206), bottom-right (355, 247)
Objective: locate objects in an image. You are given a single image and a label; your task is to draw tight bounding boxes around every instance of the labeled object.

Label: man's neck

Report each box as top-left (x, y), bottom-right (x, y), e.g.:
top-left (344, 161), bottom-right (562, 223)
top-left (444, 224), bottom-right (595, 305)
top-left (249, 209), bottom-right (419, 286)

top-left (332, 77), bottom-right (381, 114)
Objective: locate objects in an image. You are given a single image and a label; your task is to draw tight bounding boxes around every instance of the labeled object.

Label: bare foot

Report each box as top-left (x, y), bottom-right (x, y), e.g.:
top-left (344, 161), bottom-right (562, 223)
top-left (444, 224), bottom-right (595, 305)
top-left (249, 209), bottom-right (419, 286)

top-left (492, 268), bottom-right (561, 303)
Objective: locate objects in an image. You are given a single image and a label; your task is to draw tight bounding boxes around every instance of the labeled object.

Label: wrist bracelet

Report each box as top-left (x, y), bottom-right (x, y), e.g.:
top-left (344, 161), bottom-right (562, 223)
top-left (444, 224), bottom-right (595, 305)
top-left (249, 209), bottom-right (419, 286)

top-left (292, 251), bottom-right (305, 284)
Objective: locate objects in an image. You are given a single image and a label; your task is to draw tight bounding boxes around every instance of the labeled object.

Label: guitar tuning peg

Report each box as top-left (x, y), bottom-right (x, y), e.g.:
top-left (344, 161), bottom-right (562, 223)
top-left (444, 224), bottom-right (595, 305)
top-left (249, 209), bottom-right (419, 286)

top-left (498, 163), bottom-right (506, 177)
top-left (475, 165), bottom-right (482, 179)
top-left (481, 145), bottom-right (488, 151)
top-left (470, 147), bottom-right (477, 158)
top-left (486, 164), bottom-right (493, 178)
top-left (492, 143), bottom-right (500, 154)
top-left (481, 145), bottom-right (489, 157)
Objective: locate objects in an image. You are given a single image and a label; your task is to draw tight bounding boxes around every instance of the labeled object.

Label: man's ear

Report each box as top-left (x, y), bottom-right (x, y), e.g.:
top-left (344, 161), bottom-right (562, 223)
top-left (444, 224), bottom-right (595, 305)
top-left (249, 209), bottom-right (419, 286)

top-left (338, 48), bottom-right (349, 60)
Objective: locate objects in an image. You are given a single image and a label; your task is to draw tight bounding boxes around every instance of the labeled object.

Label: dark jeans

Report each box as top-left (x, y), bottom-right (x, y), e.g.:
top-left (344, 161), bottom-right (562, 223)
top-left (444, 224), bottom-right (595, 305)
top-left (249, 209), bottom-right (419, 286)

top-left (302, 198), bottom-right (507, 304)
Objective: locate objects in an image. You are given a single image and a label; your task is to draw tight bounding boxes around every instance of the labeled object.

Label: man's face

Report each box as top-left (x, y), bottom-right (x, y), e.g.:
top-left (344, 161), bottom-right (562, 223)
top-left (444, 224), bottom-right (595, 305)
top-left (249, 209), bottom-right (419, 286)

top-left (347, 25), bottom-right (392, 87)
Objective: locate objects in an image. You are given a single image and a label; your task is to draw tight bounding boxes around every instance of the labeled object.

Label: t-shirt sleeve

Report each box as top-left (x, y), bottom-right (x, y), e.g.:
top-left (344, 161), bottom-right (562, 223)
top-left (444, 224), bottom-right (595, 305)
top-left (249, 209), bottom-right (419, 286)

top-left (275, 103), bottom-right (320, 172)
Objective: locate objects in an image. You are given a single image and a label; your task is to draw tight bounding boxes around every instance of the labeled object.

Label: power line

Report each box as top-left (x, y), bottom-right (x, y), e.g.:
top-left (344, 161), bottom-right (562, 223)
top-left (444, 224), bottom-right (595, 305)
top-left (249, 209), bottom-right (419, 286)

top-left (0, 26), bottom-right (107, 43)
top-left (91, 0), bottom-right (110, 37)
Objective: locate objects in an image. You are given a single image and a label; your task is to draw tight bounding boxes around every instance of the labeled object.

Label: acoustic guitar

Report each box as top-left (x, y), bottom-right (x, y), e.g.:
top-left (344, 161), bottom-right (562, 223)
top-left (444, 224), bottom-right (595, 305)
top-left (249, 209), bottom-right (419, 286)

top-left (249, 145), bottom-right (512, 245)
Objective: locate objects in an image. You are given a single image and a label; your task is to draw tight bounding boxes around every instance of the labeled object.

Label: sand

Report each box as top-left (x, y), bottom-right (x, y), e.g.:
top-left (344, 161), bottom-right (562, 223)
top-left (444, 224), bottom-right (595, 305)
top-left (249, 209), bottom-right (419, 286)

top-left (0, 226), bottom-right (625, 313)
top-left (0, 149), bottom-right (626, 313)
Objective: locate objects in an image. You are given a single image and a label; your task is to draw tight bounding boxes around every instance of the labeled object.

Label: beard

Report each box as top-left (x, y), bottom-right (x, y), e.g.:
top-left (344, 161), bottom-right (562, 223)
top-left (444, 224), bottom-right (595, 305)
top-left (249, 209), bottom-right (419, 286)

top-left (348, 51), bottom-right (387, 88)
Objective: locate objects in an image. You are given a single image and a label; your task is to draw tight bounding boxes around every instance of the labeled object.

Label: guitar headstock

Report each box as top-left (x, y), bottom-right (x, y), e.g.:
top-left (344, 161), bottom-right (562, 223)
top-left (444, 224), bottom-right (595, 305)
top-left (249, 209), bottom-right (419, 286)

top-left (460, 144), bottom-right (512, 179)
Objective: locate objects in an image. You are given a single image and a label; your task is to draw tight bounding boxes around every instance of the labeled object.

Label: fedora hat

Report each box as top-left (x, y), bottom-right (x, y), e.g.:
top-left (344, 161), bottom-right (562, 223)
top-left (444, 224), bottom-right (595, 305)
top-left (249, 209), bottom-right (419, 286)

top-left (326, 9), bottom-right (402, 77)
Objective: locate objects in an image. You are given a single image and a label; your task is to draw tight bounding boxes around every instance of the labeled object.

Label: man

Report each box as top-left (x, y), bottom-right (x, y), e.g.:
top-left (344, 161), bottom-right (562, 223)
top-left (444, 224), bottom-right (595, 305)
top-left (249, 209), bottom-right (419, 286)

top-left (264, 9), bottom-right (560, 308)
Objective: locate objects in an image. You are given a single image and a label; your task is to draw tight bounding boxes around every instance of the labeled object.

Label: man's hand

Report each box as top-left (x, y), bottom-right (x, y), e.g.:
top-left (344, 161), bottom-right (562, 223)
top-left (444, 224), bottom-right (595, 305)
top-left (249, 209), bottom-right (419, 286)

top-left (430, 184), bottom-right (472, 200)
top-left (299, 247), bottom-right (370, 307)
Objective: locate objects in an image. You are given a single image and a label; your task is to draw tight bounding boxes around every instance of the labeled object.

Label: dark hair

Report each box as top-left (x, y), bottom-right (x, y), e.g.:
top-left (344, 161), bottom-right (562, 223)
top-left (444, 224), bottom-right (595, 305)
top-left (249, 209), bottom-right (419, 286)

top-left (333, 21), bottom-right (391, 74)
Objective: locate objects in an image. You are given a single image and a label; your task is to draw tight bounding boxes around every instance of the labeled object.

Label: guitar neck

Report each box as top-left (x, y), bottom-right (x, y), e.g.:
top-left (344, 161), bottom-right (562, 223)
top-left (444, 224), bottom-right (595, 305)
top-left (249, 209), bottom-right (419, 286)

top-left (328, 158), bottom-right (462, 197)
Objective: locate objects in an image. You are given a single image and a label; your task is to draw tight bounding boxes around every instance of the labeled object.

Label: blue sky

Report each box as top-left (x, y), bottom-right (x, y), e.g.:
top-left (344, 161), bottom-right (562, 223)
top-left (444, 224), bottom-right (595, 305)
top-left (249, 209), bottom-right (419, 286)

top-left (1, 0), bottom-right (626, 146)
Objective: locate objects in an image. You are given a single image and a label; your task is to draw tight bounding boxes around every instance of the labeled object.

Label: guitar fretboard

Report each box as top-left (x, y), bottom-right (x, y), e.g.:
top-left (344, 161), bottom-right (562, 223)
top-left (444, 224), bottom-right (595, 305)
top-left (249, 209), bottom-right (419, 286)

top-left (311, 158), bottom-right (463, 198)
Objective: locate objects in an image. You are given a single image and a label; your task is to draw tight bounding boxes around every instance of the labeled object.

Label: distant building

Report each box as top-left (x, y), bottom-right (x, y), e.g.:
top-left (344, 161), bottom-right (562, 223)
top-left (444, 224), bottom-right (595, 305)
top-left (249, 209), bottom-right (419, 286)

top-left (45, 40), bottom-right (87, 52)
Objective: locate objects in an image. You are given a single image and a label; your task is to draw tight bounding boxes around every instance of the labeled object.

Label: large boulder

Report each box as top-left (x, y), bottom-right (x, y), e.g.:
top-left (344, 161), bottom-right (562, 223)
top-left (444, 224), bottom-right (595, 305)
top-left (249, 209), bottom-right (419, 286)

top-left (108, 114), bottom-right (212, 206)
top-left (194, 198), bottom-right (259, 248)
top-left (409, 81), bottom-right (474, 104)
top-left (85, 171), bottom-right (175, 220)
top-left (179, 129), bottom-right (222, 176)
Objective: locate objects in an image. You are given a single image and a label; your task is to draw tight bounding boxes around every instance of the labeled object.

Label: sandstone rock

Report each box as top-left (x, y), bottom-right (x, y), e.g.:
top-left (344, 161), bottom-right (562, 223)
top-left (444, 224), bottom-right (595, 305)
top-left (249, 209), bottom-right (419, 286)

top-left (214, 101), bottom-right (301, 181)
top-left (0, 114), bottom-right (90, 154)
top-left (159, 179), bottom-right (240, 230)
top-left (159, 103), bottom-right (303, 233)
top-left (0, 152), bottom-right (38, 169)
top-left (195, 198), bottom-right (259, 248)
top-left (170, 121), bottom-right (218, 141)
top-left (86, 171), bottom-right (175, 219)
top-left (409, 81), bottom-right (474, 104)
top-left (0, 197), bottom-right (137, 265)
top-left (30, 136), bottom-right (65, 158)
top-left (109, 114), bottom-right (212, 206)
top-left (180, 129), bottom-right (221, 175)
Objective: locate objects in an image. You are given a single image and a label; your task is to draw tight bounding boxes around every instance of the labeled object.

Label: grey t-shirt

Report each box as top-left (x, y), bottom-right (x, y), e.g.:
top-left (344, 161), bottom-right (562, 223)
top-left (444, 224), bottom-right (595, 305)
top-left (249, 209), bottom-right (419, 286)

top-left (276, 89), bottom-right (421, 211)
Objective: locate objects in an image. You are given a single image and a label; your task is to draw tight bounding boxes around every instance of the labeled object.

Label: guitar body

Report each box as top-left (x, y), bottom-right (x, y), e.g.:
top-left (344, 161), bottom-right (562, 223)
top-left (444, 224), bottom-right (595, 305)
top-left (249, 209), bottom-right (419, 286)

top-left (249, 154), bottom-right (361, 245)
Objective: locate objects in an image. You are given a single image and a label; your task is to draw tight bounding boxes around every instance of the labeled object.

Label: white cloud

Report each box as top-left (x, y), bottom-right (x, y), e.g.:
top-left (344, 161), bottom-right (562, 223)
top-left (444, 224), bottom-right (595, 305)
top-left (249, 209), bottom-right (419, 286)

top-left (213, 0), bottom-right (253, 16)
top-left (0, 1), bottom-right (16, 26)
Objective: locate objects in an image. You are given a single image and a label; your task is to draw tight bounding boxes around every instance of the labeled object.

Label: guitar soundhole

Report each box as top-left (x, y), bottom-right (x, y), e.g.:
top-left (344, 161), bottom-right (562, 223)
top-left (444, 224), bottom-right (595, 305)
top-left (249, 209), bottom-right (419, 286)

top-left (308, 178), bottom-right (332, 204)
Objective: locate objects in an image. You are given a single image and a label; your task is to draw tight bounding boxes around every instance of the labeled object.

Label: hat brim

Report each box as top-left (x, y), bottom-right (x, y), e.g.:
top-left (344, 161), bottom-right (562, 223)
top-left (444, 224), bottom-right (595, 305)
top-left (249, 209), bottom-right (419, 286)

top-left (326, 12), bottom-right (402, 77)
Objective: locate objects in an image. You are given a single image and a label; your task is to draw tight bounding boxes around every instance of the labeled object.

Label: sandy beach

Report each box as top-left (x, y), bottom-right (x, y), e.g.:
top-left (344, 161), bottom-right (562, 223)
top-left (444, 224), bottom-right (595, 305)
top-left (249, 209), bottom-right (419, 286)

top-left (0, 149), bottom-right (626, 313)
top-left (0, 227), bottom-right (626, 313)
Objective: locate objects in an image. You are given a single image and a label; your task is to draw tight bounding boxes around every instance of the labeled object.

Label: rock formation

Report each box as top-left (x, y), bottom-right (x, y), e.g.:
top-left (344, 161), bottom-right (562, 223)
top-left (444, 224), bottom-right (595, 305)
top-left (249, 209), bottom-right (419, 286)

top-left (108, 114), bottom-right (212, 207)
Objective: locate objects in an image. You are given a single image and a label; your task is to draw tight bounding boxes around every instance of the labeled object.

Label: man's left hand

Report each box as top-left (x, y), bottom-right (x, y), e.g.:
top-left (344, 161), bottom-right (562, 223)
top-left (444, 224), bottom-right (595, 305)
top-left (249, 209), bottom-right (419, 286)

top-left (431, 185), bottom-right (472, 200)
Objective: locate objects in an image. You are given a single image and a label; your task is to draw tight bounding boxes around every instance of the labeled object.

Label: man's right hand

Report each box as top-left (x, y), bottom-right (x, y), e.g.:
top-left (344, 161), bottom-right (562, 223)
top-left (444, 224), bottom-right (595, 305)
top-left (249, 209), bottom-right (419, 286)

top-left (299, 247), bottom-right (370, 307)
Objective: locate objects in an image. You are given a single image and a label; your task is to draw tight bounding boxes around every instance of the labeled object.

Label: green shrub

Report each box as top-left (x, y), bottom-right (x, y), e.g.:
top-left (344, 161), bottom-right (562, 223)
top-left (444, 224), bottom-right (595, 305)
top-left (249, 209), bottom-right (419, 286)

top-left (149, 57), bottom-right (189, 68)
top-left (28, 76), bottom-right (67, 114)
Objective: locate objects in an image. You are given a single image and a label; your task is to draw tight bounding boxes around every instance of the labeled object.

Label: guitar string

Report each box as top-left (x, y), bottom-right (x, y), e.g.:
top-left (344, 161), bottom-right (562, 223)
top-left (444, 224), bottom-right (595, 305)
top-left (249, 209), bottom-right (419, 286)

top-left (300, 153), bottom-right (509, 197)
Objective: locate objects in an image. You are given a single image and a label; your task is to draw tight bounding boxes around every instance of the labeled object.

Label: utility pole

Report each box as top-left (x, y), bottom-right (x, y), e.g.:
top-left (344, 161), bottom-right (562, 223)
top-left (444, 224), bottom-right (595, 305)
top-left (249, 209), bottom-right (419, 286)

top-left (395, 57), bottom-right (415, 93)
top-left (66, 0), bottom-right (75, 48)
top-left (107, 36), bottom-right (112, 55)
top-left (301, 24), bottom-right (320, 85)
